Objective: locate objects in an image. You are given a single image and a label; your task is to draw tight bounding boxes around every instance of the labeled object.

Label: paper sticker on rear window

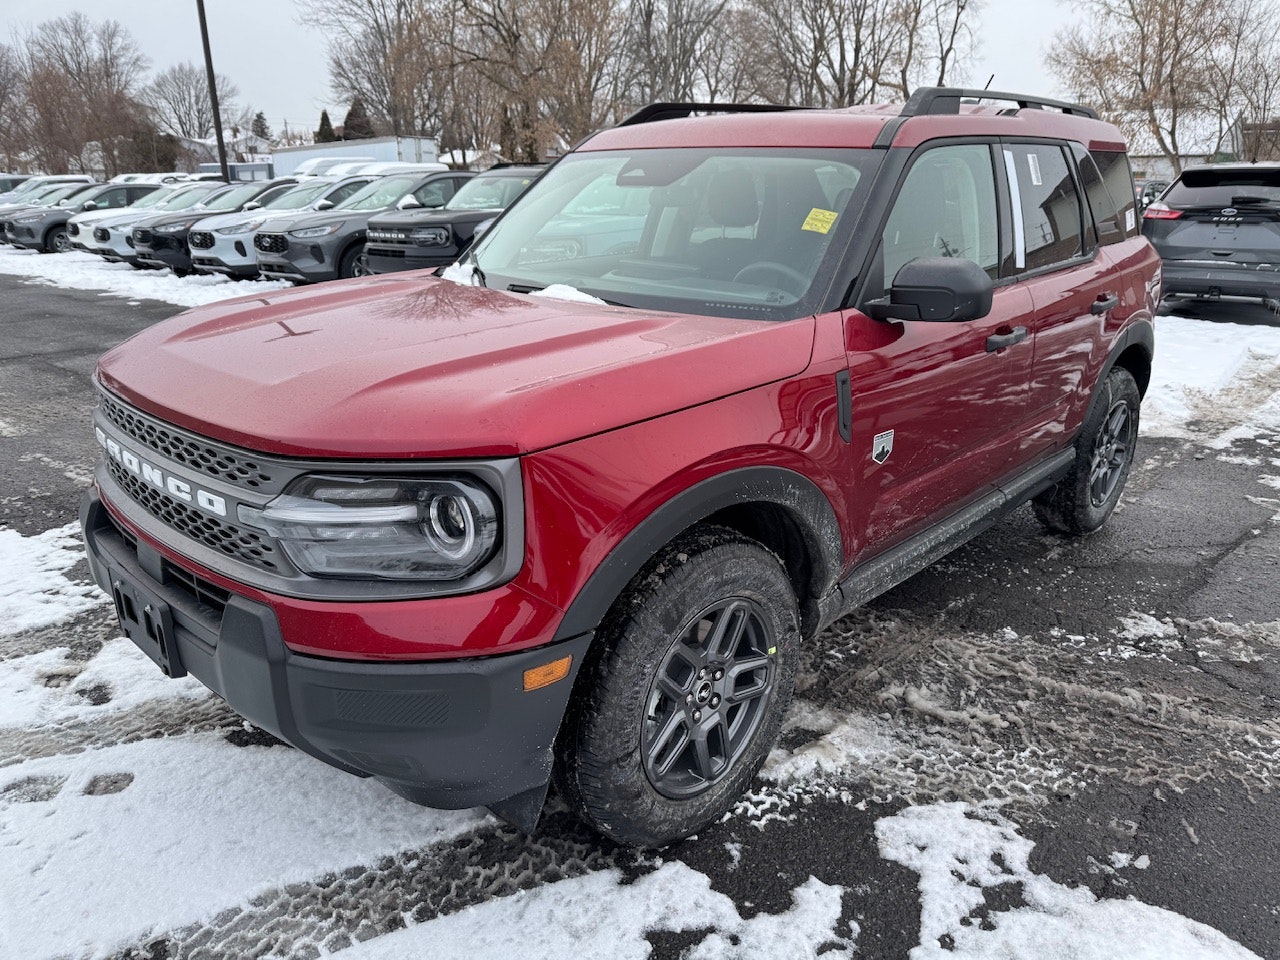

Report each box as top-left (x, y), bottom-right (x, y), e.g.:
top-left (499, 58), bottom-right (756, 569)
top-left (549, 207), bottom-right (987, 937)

top-left (802, 208), bottom-right (838, 234)
top-left (1026, 153), bottom-right (1043, 186)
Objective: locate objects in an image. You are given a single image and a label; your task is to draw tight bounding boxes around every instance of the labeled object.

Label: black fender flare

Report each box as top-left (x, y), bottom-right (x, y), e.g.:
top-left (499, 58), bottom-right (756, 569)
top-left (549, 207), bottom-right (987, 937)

top-left (1100, 319), bottom-right (1154, 397)
top-left (552, 466), bottom-right (843, 642)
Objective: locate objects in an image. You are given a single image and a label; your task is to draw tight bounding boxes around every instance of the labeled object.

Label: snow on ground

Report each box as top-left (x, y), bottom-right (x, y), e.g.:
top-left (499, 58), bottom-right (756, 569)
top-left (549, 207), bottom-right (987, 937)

top-left (0, 735), bottom-right (485, 959)
top-left (330, 864), bottom-right (853, 960)
top-left (0, 245), bottom-right (291, 308)
top-left (876, 803), bottom-right (1262, 960)
top-left (1143, 314), bottom-right (1280, 443)
top-left (0, 522), bottom-right (107, 634)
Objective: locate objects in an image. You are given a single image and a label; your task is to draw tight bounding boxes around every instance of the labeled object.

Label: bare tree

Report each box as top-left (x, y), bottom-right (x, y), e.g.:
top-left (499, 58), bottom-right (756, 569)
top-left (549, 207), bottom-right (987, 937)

top-left (143, 61), bottom-right (239, 139)
top-left (0, 43), bottom-right (25, 169)
top-left (1048, 0), bottom-right (1257, 174)
top-left (12, 13), bottom-right (150, 176)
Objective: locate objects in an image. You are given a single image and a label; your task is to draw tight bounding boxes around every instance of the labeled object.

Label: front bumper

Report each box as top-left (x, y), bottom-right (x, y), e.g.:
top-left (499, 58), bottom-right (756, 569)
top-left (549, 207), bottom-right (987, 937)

top-left (1159, 260), bottom-right (1280, 300)
top-left (365, 244), bottom-right (454, 274)
top-left (255, 234), bottom-right (343, 283)
top-left (190, 231), bottom-right (259, 277)
top-left (80, 488), bottom-right (591, 822)
top-left (5, 222), bottom-right (45, 249)
top-left (134, 235), bottom-right (193, 271)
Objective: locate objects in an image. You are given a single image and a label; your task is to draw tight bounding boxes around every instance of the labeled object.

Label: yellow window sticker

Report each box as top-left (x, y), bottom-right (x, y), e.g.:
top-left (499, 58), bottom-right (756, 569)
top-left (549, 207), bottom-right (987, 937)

top-left (802, 208), bottom-right (838, 234)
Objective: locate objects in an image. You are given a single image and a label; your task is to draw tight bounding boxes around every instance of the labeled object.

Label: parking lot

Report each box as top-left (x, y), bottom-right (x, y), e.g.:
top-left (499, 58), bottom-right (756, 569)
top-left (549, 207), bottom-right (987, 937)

top-left (1, 255), bottom-right (1279, 958)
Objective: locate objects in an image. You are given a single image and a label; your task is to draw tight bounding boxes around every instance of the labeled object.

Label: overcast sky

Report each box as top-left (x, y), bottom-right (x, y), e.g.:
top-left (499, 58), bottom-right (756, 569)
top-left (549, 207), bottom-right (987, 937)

top-left (0, 0), bottom-right (1079, 136)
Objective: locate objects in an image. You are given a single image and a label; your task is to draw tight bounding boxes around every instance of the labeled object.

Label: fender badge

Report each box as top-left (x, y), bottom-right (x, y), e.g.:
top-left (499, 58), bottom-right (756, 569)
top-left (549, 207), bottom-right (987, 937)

top-left (872, 429), bottom-right (894, 464)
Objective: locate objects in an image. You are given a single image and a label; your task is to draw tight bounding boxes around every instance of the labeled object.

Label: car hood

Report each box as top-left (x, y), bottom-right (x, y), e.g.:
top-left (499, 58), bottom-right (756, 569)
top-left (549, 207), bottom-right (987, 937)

top-left (97, 274), bottom-right (816, 458)
top-left (259, 209), bottom-right (375, 234)
top-left (70, 207), bottom-right (137, 228)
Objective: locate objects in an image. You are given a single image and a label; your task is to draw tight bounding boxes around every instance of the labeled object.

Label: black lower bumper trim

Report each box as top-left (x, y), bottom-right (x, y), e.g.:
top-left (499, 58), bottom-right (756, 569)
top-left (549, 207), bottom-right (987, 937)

top-left (81, 489), bottom-right (593, 822)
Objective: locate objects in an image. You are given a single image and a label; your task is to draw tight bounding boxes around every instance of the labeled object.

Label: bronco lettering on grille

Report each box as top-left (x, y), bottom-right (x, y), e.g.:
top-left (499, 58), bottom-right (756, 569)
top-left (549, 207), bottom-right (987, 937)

top-left (95, 427), bottom-right (228, 517)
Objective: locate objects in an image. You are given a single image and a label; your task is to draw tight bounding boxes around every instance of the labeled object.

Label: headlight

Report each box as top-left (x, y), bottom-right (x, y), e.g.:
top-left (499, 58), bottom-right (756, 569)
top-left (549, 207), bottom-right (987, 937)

top-left (214, 219), bottom-right (262, 235)
top-left (14, 213), bottom-right (45, 223)
top-left (410, 227), bottom-right (450, 246)
top-left (238, 474), bottom-right (499, 580)
top-left (289, 223), bottom-right (343, 238)
top-left (154, 220), bottom-right (195, 233)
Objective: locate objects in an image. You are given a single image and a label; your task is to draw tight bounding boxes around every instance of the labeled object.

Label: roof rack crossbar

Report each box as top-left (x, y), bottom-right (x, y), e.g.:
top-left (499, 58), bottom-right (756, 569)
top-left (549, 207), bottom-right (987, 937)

top-left (901, 87), bottom-right (1098, 120)
top-left (617, 102), bottom-right (810, 127)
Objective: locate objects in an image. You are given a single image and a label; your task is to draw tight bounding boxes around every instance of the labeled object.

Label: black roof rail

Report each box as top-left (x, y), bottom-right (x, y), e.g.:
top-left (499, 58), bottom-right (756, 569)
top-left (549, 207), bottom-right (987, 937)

top-left (901, 87), bottom-right (1098, 120)
top-left (617, 102), bottom-right (809, 127)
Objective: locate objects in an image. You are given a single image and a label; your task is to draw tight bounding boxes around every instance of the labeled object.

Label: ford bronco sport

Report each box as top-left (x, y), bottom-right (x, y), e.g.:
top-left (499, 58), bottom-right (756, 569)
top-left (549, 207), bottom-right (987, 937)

top-left (82, 88), bottom-right (1158, 847)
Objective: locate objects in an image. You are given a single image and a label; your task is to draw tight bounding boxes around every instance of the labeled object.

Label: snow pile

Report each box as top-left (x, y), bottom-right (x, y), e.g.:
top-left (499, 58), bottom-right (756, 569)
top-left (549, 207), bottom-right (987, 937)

top-left (876, 802), bottom-right (1261, 959)
top-left (1144, 315), bottom-right (1280, 442)
top-left (0, 523), bottom-right (107, 635)
top-left (327, 862), bottom-right (854, 960)
top-left (0, 246), bottom-right (290, 308)
top-left (530, 283), bottom-right (608, 305)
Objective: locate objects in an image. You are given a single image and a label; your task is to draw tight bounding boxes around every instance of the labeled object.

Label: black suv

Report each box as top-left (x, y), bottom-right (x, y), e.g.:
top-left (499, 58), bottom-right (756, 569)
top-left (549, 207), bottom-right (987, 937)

top-left (364, 167), bottom-right (539, 274)
top-left (1142, 163), bottom-right (1280, 305)
top-left (254, 171), bottom-right (474, 283)
top-left (132, 180), bottom-right (299, 275)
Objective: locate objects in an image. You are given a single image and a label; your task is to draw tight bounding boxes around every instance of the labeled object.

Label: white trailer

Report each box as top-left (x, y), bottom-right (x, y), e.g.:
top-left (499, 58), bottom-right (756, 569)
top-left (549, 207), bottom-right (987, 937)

top-left (271, 137), bottom-right (440, 176)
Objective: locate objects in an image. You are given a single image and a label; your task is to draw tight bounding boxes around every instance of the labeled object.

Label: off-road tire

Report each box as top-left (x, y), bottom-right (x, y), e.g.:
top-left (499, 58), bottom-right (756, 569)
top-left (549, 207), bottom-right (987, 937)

top-left (1033, 366), bottom-right (1140, 535)
top-left (554, 525), bottom-right (799, 847)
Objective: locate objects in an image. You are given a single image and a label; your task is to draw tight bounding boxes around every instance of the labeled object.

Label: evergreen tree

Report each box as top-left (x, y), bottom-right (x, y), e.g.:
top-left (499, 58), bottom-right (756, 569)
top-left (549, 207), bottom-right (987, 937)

top-left (314, 109), bottom-right (336, 143)
top-left (342, 97), bottom-right (376, 139)
top-left (251, 110), bottom-right (271, 141)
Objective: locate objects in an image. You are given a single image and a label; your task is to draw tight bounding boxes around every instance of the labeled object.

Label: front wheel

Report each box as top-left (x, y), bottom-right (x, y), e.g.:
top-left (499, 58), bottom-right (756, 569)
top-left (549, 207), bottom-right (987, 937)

top-left (1033, 366), bottom-right (1140, 535)
top-left (338, 245), bottom-right (369, 279)
top-left (555, 526), bottom-right (799, 847)
top-left (44, 228), bottom-right (71, 253)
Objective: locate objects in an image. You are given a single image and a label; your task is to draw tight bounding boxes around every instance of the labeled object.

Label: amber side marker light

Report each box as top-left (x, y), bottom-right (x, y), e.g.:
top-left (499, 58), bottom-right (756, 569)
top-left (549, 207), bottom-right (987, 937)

top-left (523, 655), bottom-right (573, 691)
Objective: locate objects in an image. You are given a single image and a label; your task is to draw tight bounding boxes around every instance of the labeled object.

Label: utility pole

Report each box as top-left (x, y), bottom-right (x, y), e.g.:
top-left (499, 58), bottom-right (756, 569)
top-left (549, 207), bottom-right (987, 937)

top-left (196, 0), bottom-right (230, 181)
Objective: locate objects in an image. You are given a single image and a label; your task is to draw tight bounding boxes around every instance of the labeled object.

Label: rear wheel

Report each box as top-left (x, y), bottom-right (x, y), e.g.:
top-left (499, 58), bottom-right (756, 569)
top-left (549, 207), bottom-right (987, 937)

top-left (1033, 366), bottom-right (1140, 535)
top-left (555, 526), bottom-right (799, 847)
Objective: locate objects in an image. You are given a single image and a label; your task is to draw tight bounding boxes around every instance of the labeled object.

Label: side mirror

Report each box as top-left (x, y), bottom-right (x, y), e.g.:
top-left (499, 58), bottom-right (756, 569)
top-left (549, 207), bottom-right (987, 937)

top-left (83, 200), bottom-right (98, 211)
top-left (865, 257), bottom-right (993, 322)
top-left (315, 199), bottom-right (334, 211)
top-left (396, 195), bottom-right (422, 210)
top-left (243, 201), bottom-right (261, 211)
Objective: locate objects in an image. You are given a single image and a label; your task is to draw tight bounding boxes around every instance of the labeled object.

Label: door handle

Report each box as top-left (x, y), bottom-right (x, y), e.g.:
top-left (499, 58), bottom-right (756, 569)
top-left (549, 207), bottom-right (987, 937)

top-left (985, 325), bottom-right (1028, 352)
top-left (1091, 294), bottom-right (1120, 314)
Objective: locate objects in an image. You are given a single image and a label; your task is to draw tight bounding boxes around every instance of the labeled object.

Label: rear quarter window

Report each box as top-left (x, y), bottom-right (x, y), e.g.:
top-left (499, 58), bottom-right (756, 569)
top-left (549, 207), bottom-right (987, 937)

top-left (1075, 146), bottom-right (1137, 243)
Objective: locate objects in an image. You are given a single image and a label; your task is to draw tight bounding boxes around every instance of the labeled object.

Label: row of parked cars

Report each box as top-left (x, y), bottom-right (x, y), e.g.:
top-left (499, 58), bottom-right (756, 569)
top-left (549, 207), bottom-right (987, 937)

top-left (0, 162), bottom-right (545, 284)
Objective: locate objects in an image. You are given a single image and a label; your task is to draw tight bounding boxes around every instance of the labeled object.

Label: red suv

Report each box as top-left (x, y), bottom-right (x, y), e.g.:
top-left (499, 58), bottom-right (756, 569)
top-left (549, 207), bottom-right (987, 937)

top-left (81, 88), bottom-right (1158, 847)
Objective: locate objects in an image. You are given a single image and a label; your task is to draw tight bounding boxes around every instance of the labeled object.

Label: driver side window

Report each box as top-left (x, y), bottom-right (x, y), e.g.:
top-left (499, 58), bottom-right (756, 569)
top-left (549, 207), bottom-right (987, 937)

top-left (874, 144), bottom-right (1000, 295)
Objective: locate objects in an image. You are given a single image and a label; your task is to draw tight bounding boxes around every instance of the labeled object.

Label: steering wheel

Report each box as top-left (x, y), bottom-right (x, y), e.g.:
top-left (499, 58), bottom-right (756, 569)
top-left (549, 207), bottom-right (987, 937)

top-left (732, 261), bottom-right (809, 293)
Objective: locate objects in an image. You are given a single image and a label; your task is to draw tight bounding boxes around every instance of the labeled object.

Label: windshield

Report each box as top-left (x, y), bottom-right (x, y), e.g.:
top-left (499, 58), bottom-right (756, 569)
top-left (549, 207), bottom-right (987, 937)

top-left (445, 174), bottom-right (535, 211)
top-left (264, 180), bottom-right (333, 210)
top-left (127, 186), bottom-right (178, 210)
top-left (200, 183), bottom-right (265, 211)
top-left (470, 148), bottom-right (878, 320)
top-left (1165, 168), bottom-right (1280, 207)
top-left (156, 184), bottom-right (222, 210)
top-left (41, 184), bottom-right (91, 206)
top-left (335, 175), bottom-right (419, 211)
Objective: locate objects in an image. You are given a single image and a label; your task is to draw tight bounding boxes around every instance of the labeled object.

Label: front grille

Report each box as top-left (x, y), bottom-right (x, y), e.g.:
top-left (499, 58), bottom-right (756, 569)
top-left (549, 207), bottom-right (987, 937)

top-left (367, 229), bottom-right (409, 243)
top-left (133, 228), bottom-right (152, 245)
top-left (188, 230), bottom-right (214, 249)
top-left (93, 227), bottom-right (109, 242)
top-left (99, 393), bottom-right (277, 489)
top-left (104, 509), bottom-right (230, 618)
top-left (372, 248), bottom-right (406, 259)
top-left (107, 458), bottom-right (282, 571)
top-left (255, 233), bottom-right (287, 254)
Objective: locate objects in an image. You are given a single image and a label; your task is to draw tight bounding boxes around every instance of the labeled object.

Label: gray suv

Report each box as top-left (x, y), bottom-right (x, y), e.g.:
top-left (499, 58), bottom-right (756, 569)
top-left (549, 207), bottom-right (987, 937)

top-left (5, 182), bottom-right (160, 253)
top-left (253, 171), bottom-right (474, 283)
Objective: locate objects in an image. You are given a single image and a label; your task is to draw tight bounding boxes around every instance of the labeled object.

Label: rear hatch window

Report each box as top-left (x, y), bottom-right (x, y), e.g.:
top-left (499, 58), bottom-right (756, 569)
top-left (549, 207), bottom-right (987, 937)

top-left (1164, 168), bottom-right (1280, 216)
